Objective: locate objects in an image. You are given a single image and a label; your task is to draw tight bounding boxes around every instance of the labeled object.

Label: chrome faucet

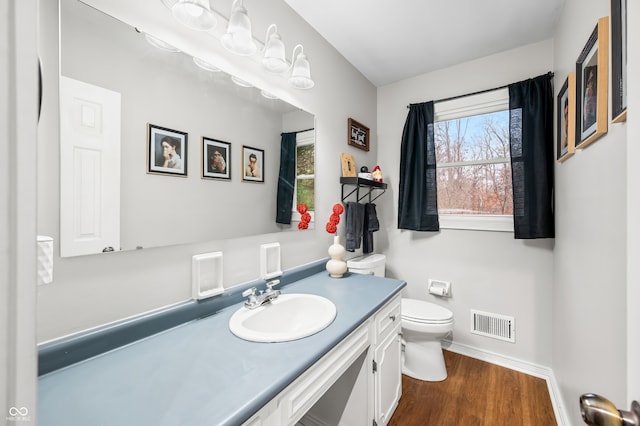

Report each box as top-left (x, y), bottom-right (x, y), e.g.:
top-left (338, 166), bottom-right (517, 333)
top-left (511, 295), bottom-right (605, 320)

top-left (242, 280), bottom-right (281, 309)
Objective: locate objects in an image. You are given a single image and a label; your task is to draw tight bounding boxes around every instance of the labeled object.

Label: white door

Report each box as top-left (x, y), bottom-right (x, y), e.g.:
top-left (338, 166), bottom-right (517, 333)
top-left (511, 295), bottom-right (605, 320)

top-left (59, 76), bottom-right (121, 257)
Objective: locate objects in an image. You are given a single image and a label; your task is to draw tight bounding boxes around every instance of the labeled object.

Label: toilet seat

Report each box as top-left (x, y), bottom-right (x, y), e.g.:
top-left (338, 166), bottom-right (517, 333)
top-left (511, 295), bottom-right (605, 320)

top-left (402, 299), bottom-right (453, 324)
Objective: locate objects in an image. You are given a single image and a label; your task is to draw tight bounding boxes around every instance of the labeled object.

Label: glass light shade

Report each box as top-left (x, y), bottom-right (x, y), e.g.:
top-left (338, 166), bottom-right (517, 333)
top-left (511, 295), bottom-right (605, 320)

top-left (221, 1), bottom-right (257, 56)
top-left (289, 51), bottom-right (314, 89)
top-left (161, 0), bottom-right (178, 9)
top-left (262, 32), bottom-right (288, 73)
top-left (260, 90), bottom-right (279, 100)
top-left (231, 75), bottom-right (253, 88)
top-left (144, 33), bottom-right (181, 52)
top-left (193, 57), bottom-right (221, 72)
top-left (172, 0), bottom-right (216, 31)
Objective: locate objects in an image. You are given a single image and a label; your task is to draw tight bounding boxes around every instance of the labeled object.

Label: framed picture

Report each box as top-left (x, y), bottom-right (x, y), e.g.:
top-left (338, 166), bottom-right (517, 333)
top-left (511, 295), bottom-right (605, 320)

top-left (557, 73), bottom-right (576, 163)
top-left (340, 152), bottom-right (356, 177)
top-left (611, 0), bottom-right (627, 123)
top-left (348, 118), bottom-right (370, 152)
top-left (575, 16), bottom-right (608, 149)
top-left (242, 145), bottom-right (264, 183)
top-left (147, 123), bottom-right (187, 176)
top-left (202, 137), bottom-right (231, 180)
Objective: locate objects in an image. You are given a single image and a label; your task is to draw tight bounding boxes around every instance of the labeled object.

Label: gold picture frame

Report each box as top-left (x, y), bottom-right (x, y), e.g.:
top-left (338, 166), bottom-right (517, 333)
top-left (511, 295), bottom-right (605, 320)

top-left (575, 16), bottom-right (608, 149)
top-left (557, 72), bottom-right (576, 163)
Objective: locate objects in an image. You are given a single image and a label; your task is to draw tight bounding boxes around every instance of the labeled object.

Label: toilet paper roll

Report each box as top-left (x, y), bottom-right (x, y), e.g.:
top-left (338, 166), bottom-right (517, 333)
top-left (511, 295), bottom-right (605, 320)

top-left (429, 286), bottom-right (446, 296)
top-left (37, 235), bottom-right (54, 285)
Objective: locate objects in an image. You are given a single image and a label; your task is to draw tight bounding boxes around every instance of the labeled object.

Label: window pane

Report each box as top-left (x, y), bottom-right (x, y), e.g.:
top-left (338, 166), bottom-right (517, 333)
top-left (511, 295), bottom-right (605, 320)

top-left (435, 110), bottom-right (510, 164)
top-left (296, 178), bottom-right (315, 211)
top-left (296, 144), bottom-right (314, 175)
top-left (437, 163), bottom-right (513, 215)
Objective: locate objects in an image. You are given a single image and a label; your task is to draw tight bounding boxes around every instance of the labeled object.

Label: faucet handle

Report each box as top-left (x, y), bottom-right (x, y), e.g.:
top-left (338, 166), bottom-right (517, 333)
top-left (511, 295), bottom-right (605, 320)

top-left (266, 280), bottom-right (281, 290)
top-left (242, 287), bottom-right (257, 298)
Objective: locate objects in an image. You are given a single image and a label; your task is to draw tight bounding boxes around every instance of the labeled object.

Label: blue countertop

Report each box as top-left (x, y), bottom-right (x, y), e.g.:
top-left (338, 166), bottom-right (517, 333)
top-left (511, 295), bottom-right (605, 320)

top-left (38, 271), bottom-right (405, 426)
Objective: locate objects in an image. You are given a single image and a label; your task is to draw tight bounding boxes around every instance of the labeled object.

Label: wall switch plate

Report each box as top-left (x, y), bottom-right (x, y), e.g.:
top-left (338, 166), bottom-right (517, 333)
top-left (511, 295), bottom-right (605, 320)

top-left (260, 242), bottom-right (282, 280)
top-left (192, 252), bottom-right (224, 300)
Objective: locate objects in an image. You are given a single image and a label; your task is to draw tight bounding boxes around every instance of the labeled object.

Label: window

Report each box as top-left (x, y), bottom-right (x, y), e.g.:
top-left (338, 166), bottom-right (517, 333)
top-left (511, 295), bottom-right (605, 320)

top-left (434, 89), bottom-right (513, 231)
top-left (292, 130), bottom-right (315, 222)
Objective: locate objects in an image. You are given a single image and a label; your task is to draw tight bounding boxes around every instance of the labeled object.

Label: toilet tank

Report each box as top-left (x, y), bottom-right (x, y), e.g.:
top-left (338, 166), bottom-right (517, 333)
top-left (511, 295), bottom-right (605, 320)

top-left (347, 254), bottom-right (386, 277)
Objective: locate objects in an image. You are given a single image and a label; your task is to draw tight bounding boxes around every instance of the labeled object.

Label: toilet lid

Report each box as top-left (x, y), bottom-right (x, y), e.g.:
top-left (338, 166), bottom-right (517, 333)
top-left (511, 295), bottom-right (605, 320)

top-left (402, 299), bottom-right (453, 323)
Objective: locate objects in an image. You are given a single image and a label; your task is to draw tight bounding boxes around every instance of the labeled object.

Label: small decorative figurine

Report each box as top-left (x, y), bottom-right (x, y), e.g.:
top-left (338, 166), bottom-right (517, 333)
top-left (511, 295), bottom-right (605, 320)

top-left (372, 165), bottom-right (383, 182)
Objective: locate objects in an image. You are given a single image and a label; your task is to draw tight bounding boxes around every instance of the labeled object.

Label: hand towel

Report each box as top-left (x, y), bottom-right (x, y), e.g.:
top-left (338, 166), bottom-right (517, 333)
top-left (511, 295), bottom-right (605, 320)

top-left (345, 202), bottom-right (365, 251)
top-left (363, 203), bottom-right (379, 254)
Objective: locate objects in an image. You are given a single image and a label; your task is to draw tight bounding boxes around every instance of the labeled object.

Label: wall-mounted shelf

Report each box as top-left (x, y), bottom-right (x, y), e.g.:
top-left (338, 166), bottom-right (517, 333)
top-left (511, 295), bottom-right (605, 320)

top-left (340, 177), bottom-right (387, 204)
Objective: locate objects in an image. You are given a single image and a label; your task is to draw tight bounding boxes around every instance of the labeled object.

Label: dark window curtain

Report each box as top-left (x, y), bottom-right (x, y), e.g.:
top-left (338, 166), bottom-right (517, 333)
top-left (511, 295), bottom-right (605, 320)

top-left (398, 101), bottom-right (439, 231)
top-left (275, 132), bottom-right (297, 224)
top-left (508, 73), bottom-right (555, 239)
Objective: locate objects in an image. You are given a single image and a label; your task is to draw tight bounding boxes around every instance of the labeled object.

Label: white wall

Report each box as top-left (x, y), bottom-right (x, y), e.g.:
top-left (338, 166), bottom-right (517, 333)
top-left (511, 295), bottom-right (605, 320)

top-left (552, 0), bottom-right (629, 423)
top-left (627, 0), bottom-right (640, 407)
top-left (1, 0), bottom-right (38, 419)
top-left (377, 40), bottom-right (555, 367)
top-left (36, 0), bottom-right (378, 342)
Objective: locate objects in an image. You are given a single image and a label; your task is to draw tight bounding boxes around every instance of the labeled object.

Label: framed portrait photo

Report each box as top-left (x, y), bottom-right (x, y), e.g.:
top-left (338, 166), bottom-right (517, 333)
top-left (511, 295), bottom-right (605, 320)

top-left (575, 16), bottom-right (608, 149)
top-left (242, 145), bottom-right (264, 183)
top-left (557, 73), bottom-right (576, 163)
top-left (348, 118), bottom-right (370, 152)
top-left (147, 123), bottom-right (188, 176)
top-left (202, 137), bottom-right (231, 180)
top-left (611, 0), bottom-right (627, 123)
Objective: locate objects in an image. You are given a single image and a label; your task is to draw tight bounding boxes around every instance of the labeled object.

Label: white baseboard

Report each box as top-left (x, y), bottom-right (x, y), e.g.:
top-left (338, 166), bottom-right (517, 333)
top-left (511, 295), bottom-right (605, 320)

top-left (443, 340), bottom-right (570, 426)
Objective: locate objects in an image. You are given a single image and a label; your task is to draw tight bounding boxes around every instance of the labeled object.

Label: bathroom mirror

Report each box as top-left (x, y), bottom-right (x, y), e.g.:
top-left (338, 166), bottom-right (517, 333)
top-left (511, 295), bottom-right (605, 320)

top-left (41, 0), bottom-right (315, 257)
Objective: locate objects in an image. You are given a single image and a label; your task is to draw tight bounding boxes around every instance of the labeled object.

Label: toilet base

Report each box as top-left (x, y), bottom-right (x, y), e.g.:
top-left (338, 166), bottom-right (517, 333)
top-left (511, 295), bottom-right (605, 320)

top-left (402, 340), bottom-right (447, 382)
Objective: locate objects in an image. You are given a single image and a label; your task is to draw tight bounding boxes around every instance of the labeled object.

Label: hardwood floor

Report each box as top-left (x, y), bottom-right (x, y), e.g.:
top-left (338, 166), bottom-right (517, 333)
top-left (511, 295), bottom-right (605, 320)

top-left (388, 350), bottom-right (557, 426)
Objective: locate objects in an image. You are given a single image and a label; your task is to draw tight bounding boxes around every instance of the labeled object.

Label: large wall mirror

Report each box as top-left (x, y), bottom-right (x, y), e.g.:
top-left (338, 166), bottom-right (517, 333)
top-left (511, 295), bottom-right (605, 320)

top-left (39, 0), bottom-right (315, 257)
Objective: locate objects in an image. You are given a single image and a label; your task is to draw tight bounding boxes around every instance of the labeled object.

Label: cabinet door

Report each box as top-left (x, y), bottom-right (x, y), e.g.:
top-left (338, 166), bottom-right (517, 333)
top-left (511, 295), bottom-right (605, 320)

top-left (374, 326), bottom-right (402, 426)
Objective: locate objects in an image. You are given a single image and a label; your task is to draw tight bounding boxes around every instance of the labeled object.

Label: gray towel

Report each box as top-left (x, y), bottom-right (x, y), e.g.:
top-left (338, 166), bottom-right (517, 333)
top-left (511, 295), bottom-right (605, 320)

top-left (363, 203), bottom-right (379, 254)
top-left (345, 202), bottom-right (365, 251)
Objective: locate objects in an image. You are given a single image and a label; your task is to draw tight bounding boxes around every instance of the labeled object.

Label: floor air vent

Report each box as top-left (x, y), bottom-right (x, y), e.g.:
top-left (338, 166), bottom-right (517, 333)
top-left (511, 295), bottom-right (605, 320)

top-left (470, 310), bottom-right (515, 343)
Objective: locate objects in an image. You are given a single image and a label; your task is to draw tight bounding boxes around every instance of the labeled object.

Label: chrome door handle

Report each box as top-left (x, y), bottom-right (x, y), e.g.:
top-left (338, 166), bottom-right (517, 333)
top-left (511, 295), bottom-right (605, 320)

top-left (580, 393), bottom-right (640, 426)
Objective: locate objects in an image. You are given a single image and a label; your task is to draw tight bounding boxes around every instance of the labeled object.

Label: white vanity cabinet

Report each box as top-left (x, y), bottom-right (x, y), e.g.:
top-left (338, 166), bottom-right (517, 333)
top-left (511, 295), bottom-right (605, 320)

top-left (243, 293), bottom-right (402, 426)
top-left (372, 295), bottom-right (402, 426)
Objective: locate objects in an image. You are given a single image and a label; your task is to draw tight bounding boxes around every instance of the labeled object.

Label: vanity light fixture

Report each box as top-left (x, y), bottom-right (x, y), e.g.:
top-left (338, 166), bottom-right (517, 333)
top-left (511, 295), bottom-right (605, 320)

top-left (221, 0), bottom-right (257, 56)
top-left (143, 33), bottom-right (181, 52)
top-left (262, 24), bottom-right (289, 74)
top-left (171, 0), bottom-right (216, 31)
top-left (193, 56), bottom-right (222, 72)
top-left (231, 75), bottom-right (253, 88)
top-left (288, 44), bottom-right (314, 90)
top-left (260, 90), bottom-right (279, 100)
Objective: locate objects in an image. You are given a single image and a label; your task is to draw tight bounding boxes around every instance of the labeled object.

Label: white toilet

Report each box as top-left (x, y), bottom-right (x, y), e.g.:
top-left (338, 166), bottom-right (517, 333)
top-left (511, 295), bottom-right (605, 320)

top-left (347, 254), bottom-right (455, 382)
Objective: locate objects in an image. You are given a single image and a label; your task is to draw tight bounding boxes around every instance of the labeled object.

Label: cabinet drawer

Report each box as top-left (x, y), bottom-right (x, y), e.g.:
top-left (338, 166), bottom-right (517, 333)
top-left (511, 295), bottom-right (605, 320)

top-left (373, 295), bottom-right (401, 344)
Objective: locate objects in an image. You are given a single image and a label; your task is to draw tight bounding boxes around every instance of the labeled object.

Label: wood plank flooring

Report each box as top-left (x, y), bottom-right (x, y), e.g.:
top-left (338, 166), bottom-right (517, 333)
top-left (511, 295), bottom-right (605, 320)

top-left (388, 350), bottom-right (557, 426)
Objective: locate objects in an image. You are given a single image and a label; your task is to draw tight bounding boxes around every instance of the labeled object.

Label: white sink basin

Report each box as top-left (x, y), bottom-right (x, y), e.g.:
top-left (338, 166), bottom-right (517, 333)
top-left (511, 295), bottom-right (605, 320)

top-left (229, 293), bottom-right (337, 342)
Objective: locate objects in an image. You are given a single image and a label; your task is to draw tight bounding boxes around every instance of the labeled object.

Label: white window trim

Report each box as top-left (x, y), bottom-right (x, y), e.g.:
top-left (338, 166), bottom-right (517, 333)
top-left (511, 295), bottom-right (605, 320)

top-left (435, 88), bottom-right (513, 233)
top-left (439, 214), bottom-right (513, 232)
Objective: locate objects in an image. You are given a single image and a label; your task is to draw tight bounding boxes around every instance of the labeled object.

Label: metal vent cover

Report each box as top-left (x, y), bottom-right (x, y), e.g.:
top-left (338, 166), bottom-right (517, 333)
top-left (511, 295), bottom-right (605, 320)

top-left (470, 309), bottom-right (515, 343)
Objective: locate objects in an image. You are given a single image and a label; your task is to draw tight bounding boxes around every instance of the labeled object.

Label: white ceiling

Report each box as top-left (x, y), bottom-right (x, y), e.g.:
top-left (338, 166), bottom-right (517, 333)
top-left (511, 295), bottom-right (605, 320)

top-left (284, 0), bottom-right (565, 87)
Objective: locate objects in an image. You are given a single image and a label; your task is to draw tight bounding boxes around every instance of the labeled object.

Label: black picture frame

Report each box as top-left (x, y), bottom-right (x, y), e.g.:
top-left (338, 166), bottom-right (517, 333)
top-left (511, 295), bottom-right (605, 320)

top-left (557, 73), bottom-right (576, 163)
top-left (242, 145), bottom-right (264, 183)
top-left (611, 0), bottom-right (627, 122)
top-left (575, 17), bottom-right (608, 149)
top-left (348, 118), bottom-right (370, 152)
top-left (147, 123), bottom-right (188, 176)
top-left (202, 137), bottom-right (231, 180)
